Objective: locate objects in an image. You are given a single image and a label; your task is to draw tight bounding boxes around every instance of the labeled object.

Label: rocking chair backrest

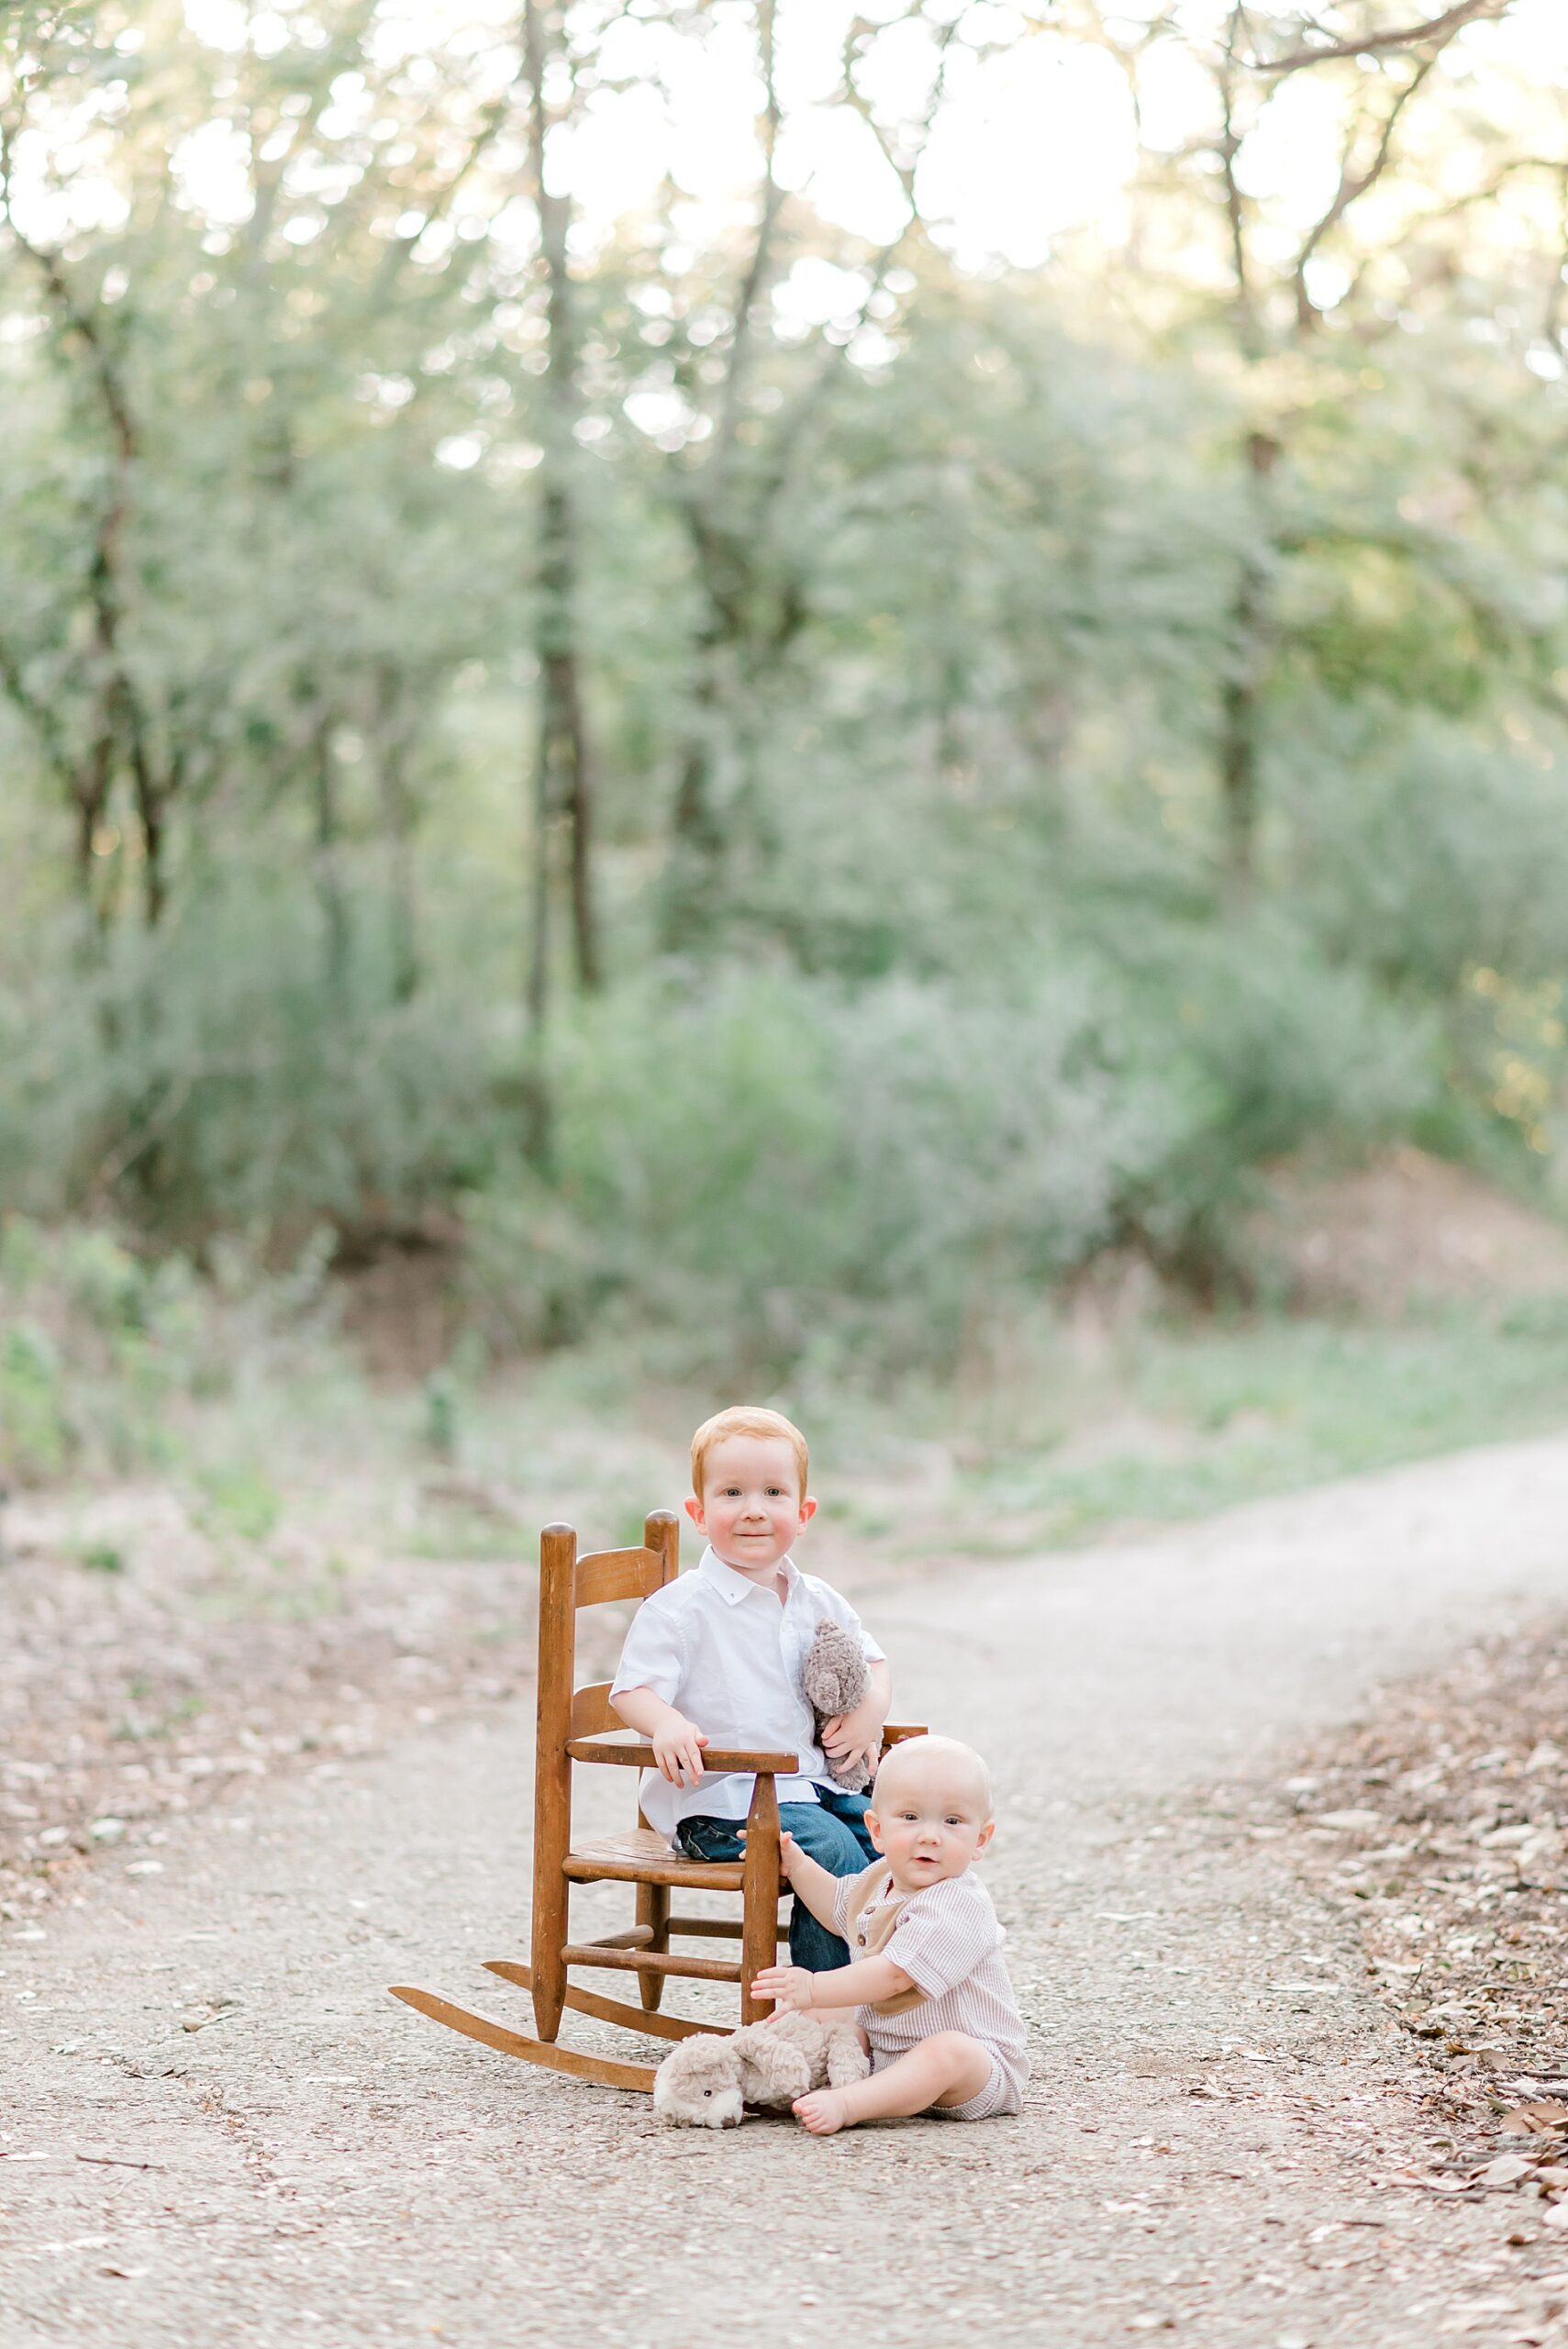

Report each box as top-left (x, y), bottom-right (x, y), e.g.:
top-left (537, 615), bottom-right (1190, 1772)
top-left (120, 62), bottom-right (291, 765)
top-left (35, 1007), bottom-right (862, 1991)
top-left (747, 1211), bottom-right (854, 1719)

top-left (528, 1513), bottom-right (680, 2043)
top-left (573, 1539), bottom-right (676, 1611)
top-left (536, 1512), bottom-right (680, 1824)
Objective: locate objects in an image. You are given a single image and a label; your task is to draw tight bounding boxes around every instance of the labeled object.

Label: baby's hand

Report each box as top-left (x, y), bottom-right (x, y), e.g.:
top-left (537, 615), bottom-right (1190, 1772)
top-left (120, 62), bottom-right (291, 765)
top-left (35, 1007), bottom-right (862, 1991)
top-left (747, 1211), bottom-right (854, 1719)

top-left (751, 1963), bottom-right (815, 2014)
top-left (650, 1715), bottom-right (708, 1787)
top-left (738, 1829), bottom-right (806, 1887)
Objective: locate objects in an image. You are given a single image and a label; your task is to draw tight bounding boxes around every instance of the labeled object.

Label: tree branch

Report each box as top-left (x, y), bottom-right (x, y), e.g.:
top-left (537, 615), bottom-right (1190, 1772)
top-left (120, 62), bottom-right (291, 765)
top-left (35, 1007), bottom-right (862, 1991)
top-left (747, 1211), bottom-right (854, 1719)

top-left (751, 8), bottom-right (963, 507)
top-left (0, 628), bottom-right (76, 796)
top-left (706, 0), bottom-right (784, 501)
top-left (1217, 10), bottom-right (1257, 344)
top-left (1292, 50), bottom-right (1439, 327)
top-left (1, 110), bottom-right (172, 917)
top-left (1255, 0), bottom-right (1513, 74)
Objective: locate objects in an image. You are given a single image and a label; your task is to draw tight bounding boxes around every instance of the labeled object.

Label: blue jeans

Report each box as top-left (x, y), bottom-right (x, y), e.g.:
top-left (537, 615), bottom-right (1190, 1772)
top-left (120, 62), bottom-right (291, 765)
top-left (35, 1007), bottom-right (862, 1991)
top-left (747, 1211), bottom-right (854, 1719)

top-left (674, 1787), bottom-right (877, 1972)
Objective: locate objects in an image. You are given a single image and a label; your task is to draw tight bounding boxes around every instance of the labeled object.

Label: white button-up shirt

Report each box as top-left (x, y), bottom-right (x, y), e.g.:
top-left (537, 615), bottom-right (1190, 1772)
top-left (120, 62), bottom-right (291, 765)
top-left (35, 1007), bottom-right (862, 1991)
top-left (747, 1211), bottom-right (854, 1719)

top-left (609, 1545), bottom-right (885, 1838)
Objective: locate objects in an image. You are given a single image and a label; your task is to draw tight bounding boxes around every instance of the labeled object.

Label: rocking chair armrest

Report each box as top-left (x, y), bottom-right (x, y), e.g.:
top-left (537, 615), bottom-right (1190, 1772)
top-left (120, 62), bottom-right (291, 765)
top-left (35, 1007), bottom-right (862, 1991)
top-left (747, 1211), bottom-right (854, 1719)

top-left (880, 1721), bottom-right (929, 1748)
top-left (565, 1729), bottom-right (801, 1775)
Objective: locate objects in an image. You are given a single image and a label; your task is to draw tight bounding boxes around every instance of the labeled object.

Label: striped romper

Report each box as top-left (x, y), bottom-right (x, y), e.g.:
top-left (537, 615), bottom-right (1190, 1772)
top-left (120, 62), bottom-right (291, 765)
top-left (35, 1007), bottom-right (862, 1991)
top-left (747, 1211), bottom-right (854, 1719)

top-left (832, 1861), bottom-right (1029, 2121)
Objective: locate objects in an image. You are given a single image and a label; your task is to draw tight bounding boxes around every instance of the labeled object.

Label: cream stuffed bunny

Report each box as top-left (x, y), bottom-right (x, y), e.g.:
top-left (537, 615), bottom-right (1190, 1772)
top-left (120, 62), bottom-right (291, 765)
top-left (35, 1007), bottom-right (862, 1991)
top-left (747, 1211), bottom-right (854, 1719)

top-left (652, 2010), bottom-right (869, 2128)
top-left (800, 1619), bottom-right (873, 1794)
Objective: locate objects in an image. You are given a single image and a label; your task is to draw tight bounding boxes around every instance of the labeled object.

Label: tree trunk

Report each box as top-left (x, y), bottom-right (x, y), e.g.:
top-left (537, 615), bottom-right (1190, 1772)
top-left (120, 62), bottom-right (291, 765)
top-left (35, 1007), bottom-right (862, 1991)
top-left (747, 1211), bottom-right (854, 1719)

top-left (1218, 595), bottom-right (1263, 901)
top-left (74, 738), bottom-right (114, 919)
top-left (313, 718), bottom-right (349, 1000)
top-left (128, 714), bottom-right (168, 926)
top-left (383, 751), bottom-right (420, 1006)
top-left (373, 670), bottom-right (420, 1004)
top-left (528, 648), bottom-right (552, 1036)
top-left (659, 620), bottom-right (728, 949)
top-left (1219, 429), bottom-right (1280, 905)
top-left (522, 0), bottom-right (599, 1027)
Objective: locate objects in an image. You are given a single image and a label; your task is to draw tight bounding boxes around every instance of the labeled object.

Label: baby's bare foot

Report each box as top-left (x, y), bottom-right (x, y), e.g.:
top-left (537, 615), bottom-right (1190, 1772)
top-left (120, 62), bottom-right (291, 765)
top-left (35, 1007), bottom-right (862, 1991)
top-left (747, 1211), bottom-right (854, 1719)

top-left (794, 2089), bottom-right (854, 2135)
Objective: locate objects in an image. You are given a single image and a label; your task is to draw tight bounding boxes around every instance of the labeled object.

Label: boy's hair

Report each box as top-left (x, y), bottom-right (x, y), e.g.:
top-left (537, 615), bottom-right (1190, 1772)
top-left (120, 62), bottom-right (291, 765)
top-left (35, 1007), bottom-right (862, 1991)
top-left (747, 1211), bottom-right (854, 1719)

top-left (690, 1406), bottom-right (809, 1499)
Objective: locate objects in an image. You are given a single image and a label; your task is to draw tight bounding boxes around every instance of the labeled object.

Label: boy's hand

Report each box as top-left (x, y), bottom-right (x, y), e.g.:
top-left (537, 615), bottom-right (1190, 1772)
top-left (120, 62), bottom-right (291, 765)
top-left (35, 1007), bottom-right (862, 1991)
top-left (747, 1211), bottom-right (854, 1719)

top-left (650, 1714), bottom-right (708, 1787)
top-left (820, 1696), bottom-right (885, 1780)
top-left (751, 1963), bottom-right (815, 2014)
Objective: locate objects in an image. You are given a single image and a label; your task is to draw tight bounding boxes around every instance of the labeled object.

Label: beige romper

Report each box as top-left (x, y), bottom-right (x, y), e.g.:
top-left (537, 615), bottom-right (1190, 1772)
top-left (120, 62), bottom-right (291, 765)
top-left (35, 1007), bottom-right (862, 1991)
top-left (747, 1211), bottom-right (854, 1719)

top-left (832, 1862), bottom-right (1029, 2120)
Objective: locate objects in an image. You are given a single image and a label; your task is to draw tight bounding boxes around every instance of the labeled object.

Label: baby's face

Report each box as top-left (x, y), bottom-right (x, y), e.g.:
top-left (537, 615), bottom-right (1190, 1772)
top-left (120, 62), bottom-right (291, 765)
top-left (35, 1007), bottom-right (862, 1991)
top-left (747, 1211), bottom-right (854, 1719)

top-left (867, 1755), bottom-right (995, 1892)
top-left (685, 1433), bottom-right (815, 1579)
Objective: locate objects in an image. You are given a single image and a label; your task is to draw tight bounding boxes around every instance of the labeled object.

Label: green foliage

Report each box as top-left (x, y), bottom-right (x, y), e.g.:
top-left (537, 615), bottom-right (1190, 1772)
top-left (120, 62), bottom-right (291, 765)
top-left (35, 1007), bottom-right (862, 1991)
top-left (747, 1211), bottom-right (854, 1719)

top-left (0, 1217), bottom-right (197, 1480)
top-left (3, 0), bottom-right (1568, 1404)
top-left (194, 1463), bottom-right (283, 1543)
top-left (1115, 913), bottom-right (1436, 1275)
top-left (0, 1212), bottom-right (342, 1483)
top-left (0, 1319), bottom-right (70, 1483)
top-left (75, 1541), bottom-right (126, 1574)
top-left (421, 1368), bottom-right (461, 1460)
top-left (956, 1307), bottom-right (1568, 1546)
top-left (0, 883), bottom-right (504, 1237)
top-left (457, 938), bottom-right (1434, 1375)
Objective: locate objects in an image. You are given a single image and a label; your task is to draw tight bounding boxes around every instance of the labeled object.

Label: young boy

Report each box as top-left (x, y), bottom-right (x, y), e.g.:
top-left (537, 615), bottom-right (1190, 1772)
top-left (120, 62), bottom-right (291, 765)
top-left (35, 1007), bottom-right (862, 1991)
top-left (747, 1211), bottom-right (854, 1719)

top-left (610, 1405), bottom-right (892, 1972)
top-left (751, 1733), bottom-right (1029, 2131)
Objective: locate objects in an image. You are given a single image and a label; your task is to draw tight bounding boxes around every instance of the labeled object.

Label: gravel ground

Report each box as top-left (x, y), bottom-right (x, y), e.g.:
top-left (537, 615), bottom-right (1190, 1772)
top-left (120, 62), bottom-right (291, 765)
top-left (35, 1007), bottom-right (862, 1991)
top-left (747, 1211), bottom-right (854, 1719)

top-left (7, 1434), bottom-right (1568, 2349)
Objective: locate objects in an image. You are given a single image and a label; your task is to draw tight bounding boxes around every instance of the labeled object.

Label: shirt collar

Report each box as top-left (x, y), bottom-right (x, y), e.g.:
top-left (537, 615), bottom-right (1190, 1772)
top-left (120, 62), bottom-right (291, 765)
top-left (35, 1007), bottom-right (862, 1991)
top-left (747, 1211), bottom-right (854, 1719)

top-left (697, 1543), bottom-right (797, 1605)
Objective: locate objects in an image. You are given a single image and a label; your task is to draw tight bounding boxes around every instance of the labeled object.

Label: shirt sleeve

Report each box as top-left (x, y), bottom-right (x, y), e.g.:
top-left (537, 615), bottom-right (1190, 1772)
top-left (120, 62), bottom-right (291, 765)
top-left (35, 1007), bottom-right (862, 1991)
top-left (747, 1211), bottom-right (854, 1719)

top-left (832, 1874), bottom-right (855, 1938)
top-left (815, 1578), bottom-right (885, 1665)
top-left (883, 1877), bottom-right (999, 1999)
top-left (609, 1591), bottom-right (685, 1705)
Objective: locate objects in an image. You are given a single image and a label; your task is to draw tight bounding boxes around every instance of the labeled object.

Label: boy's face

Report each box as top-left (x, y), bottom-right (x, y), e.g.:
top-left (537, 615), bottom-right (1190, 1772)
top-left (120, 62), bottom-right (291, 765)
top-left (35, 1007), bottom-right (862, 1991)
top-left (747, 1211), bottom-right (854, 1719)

top-left (685, 1433), bottom-right (816, 1578)
top-left (867, 1756), bottom-right (995, 1892)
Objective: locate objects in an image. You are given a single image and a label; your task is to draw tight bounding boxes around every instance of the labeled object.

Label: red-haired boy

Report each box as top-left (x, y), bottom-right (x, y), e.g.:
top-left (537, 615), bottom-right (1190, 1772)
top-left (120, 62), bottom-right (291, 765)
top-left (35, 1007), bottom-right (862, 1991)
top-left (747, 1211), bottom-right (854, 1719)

top-left (611, 1406), bottom-right (891, 1972)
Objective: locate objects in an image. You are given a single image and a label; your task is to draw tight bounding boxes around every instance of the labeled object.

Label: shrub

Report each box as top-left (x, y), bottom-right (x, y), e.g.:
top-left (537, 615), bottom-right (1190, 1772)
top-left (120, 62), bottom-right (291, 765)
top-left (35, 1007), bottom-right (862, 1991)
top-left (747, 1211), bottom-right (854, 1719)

top-left (462, 936), bottom-right (1435, 1374)
top-left (0, 1213), bottom-right (342, 1484)
top-left (1117, 911), bottom-right (1437, 1279)
top-left (0, 882), bottom-right (503, 1242)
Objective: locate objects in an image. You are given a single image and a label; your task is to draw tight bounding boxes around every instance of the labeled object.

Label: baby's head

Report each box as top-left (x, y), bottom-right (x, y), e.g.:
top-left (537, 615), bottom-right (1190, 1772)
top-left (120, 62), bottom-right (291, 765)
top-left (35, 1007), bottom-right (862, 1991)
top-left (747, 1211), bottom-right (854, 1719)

top-left (685, 1405), bottom-right (816, 1577)
top-left (867, 1734), bottom-right (995, 1893)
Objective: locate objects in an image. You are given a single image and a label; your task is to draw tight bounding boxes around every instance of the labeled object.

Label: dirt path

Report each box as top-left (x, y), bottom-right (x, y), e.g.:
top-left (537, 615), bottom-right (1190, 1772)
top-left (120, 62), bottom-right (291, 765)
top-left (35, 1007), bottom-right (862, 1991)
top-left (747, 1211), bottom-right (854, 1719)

top-left (7, 1435), bottom-right (1568, 2349)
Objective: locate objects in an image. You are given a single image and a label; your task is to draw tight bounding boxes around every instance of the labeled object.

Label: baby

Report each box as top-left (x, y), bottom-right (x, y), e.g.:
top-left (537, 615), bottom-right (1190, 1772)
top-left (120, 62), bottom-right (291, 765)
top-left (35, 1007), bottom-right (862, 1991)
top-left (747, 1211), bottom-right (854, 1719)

top-left (751, 1733), bottom-right (1029, 2132)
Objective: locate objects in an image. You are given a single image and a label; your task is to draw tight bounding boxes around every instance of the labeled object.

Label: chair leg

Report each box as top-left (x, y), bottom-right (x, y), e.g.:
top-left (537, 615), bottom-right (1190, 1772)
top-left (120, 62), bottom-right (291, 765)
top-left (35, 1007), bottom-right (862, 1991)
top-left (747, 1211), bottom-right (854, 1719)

top-left (740, 1774), bottom-right (781, 2026)
top-left (531, 1523), bottom-right (577, 2043)
top-left (636, 1880), bottom-right (670, 2011)
top-left (531, 1880), bottom-right (569, 2043)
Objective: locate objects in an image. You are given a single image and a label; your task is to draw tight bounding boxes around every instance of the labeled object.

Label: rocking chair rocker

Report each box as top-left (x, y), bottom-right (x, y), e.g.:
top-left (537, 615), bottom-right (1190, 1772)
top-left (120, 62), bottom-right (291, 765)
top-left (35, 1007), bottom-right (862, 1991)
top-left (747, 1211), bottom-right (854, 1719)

top-left (390, 1509), bottom-right (922, 2093)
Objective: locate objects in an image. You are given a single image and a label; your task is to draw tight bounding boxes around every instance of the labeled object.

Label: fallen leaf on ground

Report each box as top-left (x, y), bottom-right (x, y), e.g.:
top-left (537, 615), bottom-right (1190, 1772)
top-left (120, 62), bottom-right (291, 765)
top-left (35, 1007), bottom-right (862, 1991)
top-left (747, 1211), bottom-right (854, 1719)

top-left (1505, 2105), bottom-right (1568, 2135)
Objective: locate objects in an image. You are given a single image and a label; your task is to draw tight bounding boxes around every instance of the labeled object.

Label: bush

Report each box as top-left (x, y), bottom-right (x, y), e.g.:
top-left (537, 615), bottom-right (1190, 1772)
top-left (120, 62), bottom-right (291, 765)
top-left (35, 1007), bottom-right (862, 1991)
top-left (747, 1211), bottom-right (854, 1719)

top-left (0, 885), bottom-right (1440, 1390)
top-left (0, 1214), bottom-right (339, 1484)
top-left (1117, 911), bottom-right (1437, 1278)
top-left (465, 968), bottom-right (1151, 1373)
top-left (0, 1219), bottom-right (193, 1482)
top-left (0, 880), bottom-right (505, 1242)
top-left (461, 936), bottom-right (1435, 1374)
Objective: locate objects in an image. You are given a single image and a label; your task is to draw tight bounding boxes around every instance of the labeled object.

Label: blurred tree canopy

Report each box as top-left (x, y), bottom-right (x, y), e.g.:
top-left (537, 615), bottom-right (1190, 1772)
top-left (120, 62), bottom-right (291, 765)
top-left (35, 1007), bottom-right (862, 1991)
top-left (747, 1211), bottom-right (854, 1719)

top-left (2, 0), bottom-right (1566, 1372)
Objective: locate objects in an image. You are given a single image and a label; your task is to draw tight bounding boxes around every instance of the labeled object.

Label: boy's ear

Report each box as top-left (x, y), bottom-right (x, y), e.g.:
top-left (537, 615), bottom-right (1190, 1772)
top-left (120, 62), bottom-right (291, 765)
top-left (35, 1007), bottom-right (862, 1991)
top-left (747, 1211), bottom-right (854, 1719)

top-left (684, 1494), bottom-right (706, 1531)
top-left (975, 1819), bottom-right (996, 1856)
top-left (864, 1809), bottom-right (885, 1854)
top-left (797, 1494), bottom-right (817, 1525)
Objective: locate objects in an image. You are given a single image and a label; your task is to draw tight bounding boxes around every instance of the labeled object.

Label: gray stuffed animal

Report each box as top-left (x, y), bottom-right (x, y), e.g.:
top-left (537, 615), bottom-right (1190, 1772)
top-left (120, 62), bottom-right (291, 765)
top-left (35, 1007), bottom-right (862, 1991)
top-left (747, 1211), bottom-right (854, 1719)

top-left (652, 2010), bottom-right (869, 2129)
top-left (801, 1618), bottom-right (873, 1793)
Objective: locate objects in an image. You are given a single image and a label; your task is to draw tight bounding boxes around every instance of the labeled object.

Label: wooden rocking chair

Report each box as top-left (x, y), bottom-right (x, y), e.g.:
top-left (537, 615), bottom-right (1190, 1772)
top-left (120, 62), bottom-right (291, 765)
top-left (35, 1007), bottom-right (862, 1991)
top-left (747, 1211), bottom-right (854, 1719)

top-left (391, 1509), bottom-right (921, 2093)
